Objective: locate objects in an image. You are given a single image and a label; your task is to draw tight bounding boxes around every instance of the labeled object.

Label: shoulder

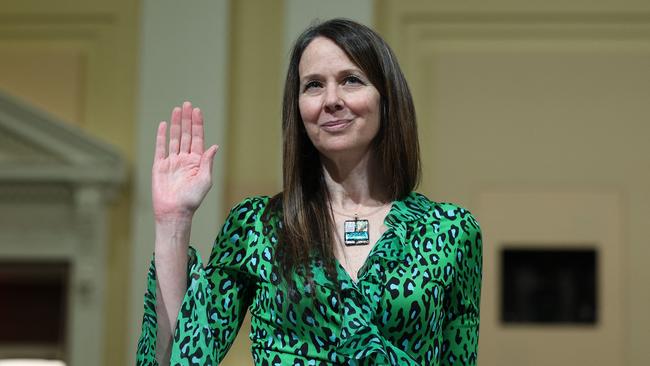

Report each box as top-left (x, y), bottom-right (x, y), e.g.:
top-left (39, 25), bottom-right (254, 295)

top-left (410, 193), bottom-right (483, 271)
top-left (225, 196), bottom-right (269, 225)
top-left (405, 192), bottom-right (481, 235)
top-left (218, 195), bottom-right (272, 242)
top-left (434, 202), bottom-right (481, 229)
top-left (228, 195), bottom-right (271, 213)
top-left (210, 196), bottom-right (274, 263)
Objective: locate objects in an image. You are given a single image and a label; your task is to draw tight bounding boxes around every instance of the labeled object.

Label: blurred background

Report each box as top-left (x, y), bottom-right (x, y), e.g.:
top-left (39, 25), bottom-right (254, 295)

top-left (0, 0), bottom-right (649, 365)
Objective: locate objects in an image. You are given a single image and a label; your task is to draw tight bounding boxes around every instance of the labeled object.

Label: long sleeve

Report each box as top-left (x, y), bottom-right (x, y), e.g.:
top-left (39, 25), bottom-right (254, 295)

top-left (136, 198), bottom-right (259, 365)
top-left (440, 210), bottom-right (483, 365)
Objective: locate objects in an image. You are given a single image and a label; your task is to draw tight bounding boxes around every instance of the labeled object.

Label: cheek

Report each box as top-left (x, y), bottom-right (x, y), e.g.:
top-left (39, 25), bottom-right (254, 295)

top-left (357, 94), bottom-right (381, 127)
top-left (298, 97), bottom-right (320, 124)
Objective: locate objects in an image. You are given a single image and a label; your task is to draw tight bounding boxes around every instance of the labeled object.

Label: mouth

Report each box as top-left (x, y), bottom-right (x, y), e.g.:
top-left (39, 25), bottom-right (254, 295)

top-left (320, 119), bottom-right (353, 132)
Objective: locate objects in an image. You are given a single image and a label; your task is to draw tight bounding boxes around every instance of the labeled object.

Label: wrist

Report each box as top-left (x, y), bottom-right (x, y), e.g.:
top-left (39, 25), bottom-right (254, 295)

top-left (154, 212), bottom-right (194, 226)
top-left (154, 216), bottom-right (193, 252)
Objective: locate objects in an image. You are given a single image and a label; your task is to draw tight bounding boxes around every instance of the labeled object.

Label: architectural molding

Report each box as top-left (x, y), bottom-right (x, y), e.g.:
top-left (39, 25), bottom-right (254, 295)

top-left (0, 92), bottom-right (124, 365)
top-left (0, 90), bottom-right (125, 185)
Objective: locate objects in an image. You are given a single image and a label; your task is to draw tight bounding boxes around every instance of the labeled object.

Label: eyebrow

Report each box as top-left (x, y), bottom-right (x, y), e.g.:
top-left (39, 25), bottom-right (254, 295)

top-left (299, 68), bottom-right (365, 83)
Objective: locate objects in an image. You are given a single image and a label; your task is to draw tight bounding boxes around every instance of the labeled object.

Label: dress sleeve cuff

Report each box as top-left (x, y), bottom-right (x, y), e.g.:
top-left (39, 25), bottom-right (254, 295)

top-left (135, 246), bottom-right (204, 365)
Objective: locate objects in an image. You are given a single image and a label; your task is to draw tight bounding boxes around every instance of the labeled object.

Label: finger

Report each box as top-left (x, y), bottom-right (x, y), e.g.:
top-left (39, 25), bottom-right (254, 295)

top-left (190, 107), bottom-right (204, 155)
top-left (169, 107), bottom-right (181, 155)
top-left (154, 121), bottom-right (167, 160)
top-left (200, 145), bottom-right (219, 179)
top-left (179, 101), bottom-right (192, 153)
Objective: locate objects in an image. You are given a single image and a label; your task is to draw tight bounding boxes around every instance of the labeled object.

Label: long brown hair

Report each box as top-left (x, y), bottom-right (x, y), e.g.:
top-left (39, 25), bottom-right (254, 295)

top-left (265, 18), bottom-right (420, 288)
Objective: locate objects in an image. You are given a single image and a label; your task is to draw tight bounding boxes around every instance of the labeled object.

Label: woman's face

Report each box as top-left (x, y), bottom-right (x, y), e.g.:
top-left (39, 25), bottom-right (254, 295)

top-left (298, 37), bottom-right (381, 159)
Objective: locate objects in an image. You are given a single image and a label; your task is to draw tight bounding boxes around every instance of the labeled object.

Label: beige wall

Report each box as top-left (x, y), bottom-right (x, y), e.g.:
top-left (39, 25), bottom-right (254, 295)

top-left (0, 1), bottom-right (138, 365)
top-left (3, 0), bottom-right (649, 365)
top-left (224, 1), bottom-right (284, 209)
top-left (378, 0), bottom-right (650, 365)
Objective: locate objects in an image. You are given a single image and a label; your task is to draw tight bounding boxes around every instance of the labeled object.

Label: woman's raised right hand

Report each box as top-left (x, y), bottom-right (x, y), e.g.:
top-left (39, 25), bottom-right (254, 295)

top-left (152, 101), bottom-right (218, 222)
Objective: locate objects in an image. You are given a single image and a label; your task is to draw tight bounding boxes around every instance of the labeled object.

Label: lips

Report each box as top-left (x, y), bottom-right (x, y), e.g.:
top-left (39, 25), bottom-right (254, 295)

top-left (320, 119), bottom-right (353, 132)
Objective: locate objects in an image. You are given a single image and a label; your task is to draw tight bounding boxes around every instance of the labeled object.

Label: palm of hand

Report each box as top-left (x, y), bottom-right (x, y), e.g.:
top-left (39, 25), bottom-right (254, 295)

top-left (152, 102), bottom-right (218, 221)
top-left (153, 152), bottom-right (205, 218)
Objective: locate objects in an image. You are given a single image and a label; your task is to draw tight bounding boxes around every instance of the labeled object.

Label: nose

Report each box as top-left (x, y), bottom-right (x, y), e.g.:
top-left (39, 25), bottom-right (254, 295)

top-left (323, 85), bottom-right (343, 113)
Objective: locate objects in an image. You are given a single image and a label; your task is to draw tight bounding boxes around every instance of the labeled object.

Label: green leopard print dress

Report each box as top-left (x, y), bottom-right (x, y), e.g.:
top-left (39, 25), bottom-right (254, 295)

top-left (137, 192), bottom-right (482, 365)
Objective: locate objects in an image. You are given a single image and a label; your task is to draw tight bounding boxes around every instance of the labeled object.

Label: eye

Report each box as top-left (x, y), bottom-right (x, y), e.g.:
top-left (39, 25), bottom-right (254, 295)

top-left (343, 75), bottom-right (364, 85)
top-left (303, 80), bottom-right (322, 91)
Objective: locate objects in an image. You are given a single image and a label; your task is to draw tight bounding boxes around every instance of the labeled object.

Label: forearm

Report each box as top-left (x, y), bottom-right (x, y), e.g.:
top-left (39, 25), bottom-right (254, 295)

top-left (154, 217), bottom-right (192, 364)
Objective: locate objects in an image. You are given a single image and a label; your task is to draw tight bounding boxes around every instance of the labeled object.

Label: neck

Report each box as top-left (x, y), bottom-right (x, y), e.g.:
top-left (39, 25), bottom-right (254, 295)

top-left (321, 148), bottom-right (389, 211)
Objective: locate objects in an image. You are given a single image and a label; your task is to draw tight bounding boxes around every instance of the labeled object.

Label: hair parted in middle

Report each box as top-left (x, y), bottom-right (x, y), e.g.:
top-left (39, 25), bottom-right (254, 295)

top-left (265, 18), bottom-right (421, 288)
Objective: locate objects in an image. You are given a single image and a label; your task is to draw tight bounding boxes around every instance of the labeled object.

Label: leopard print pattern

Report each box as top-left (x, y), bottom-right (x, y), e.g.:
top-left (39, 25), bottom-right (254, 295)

top-left (137, 192), bottom-right (482, 365)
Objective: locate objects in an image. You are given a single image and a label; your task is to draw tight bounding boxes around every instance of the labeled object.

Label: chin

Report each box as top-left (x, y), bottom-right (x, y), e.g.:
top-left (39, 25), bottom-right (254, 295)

top-left (315, 142), bottom-right (371, 158)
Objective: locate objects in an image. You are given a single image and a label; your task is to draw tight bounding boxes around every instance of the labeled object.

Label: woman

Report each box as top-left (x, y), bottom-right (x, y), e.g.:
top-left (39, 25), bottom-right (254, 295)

top-left (137, 18), bottom-right (482, 365)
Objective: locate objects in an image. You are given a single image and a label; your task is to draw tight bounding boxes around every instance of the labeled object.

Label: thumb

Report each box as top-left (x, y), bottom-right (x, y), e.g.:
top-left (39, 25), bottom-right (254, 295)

top-left (200, 145), bottom-right (219, 176)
